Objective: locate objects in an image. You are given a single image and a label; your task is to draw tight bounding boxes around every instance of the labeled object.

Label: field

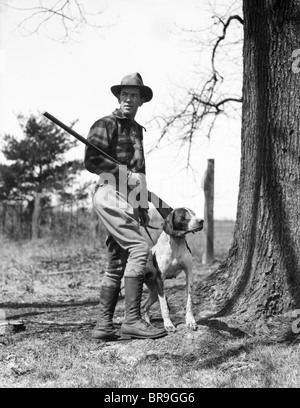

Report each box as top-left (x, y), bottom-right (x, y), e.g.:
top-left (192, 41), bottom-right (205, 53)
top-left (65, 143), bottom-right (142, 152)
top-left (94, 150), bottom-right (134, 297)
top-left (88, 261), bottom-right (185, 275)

top-left (1, 219), bottom-right (300, 389)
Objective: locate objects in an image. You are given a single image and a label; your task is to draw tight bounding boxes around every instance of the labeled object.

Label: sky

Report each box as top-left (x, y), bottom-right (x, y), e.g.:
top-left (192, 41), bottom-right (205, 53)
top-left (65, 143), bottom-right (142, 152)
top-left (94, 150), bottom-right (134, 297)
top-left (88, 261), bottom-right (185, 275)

top-left (0, 0), bottom-right (242, 220)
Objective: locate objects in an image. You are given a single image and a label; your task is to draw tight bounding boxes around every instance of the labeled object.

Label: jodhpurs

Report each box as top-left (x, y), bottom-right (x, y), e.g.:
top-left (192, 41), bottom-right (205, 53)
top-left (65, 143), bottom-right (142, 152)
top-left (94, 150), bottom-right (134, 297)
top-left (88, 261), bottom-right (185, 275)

top-left (93, 181), bottom-right (150, 282)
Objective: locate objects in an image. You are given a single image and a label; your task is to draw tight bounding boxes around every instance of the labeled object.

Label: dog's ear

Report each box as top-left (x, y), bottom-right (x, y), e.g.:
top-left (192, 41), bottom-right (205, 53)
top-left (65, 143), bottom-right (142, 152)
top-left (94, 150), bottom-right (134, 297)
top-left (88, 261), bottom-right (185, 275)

top-left (162, 211), bottom-right (174, 236)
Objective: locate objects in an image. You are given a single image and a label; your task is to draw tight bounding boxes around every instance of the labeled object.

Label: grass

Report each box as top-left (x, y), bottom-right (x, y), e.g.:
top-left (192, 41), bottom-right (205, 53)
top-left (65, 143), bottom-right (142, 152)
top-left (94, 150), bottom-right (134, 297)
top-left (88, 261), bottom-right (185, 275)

top-left (1, 220), bottom-right (300, 388)
top-left (1, 329), bottom-right (300, 388)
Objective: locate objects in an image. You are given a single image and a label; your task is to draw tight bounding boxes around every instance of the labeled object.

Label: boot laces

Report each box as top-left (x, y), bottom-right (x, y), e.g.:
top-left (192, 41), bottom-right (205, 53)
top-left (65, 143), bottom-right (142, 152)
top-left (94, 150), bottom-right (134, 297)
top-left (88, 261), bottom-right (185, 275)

top-left (138, 318), bottom-right (154, 330)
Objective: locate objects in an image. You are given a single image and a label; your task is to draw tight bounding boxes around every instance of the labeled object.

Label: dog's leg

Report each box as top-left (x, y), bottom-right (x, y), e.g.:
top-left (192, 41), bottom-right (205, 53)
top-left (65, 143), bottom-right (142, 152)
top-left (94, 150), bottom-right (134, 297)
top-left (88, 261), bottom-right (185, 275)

top-left (184, 268), bottom-right (197, 330)
top-left (156, 277), bottom-right (176, 332)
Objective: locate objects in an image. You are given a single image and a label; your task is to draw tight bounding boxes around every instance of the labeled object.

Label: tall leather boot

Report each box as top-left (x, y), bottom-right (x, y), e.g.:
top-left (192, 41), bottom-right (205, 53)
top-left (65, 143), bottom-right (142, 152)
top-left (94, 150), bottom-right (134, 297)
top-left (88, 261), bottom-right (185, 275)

top-left (92, 285), bottom-right (120, 341)
top-left (121, 276), bottom-right (167, 340)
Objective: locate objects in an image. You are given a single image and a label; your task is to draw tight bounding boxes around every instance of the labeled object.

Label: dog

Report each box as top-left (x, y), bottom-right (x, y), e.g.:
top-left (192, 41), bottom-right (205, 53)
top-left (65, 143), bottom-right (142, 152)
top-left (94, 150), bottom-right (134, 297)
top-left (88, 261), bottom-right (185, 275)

top-left (143, 207), bottom-right (204, 332)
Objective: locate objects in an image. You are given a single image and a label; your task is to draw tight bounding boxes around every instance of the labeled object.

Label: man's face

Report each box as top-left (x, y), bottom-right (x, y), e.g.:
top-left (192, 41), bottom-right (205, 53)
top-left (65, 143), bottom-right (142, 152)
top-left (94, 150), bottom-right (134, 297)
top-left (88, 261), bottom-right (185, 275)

top-left (118, 87), bottom-right (144, 119)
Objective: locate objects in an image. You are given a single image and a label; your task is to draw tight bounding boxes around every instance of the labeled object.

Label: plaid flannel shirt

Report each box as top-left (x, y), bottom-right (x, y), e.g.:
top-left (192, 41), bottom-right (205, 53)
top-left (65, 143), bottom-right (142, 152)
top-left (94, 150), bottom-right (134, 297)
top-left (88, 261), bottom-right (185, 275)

top-left (84, 109), bottom-right (146, 179)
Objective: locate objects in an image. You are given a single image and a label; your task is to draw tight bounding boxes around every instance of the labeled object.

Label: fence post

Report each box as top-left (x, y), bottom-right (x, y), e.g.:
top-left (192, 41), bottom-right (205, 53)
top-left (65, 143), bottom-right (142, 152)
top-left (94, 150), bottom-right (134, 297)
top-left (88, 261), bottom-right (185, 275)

top-left (202, 159), bottom-right (214, 264)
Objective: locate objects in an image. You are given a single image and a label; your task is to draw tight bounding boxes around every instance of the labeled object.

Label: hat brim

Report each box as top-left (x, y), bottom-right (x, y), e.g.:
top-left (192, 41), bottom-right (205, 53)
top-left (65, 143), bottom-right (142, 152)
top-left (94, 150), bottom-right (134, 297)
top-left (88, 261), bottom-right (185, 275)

top-left (111, 85), bottom-right (153, 102)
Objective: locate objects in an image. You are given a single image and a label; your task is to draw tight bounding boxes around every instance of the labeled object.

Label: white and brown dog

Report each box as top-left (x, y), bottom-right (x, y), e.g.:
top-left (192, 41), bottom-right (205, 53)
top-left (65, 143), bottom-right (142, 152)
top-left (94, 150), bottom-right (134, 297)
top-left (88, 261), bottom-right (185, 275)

top-left (143, 208), bottom-right (204, 332)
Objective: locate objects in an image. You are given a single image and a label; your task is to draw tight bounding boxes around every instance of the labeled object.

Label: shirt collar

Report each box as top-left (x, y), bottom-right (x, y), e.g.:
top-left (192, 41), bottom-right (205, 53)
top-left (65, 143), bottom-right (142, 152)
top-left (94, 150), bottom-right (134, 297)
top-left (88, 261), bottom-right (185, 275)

top-left (112, 108), bottom-right (128, 120)
top-left (112, 108), bottom-right (146, 131)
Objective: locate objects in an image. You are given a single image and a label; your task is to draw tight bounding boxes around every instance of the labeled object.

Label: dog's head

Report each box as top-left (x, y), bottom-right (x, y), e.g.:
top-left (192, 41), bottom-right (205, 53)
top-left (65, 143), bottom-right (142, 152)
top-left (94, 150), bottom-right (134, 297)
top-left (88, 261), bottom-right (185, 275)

top-left (163, 208), bottom-right (204, 237)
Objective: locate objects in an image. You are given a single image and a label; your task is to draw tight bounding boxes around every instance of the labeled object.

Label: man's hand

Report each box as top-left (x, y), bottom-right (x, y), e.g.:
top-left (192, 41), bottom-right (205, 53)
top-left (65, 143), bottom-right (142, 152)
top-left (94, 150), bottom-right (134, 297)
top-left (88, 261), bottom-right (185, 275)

top-left (139, 208), bottom-right (150, 227)
top-left (118, 167), bottom-right (145, 189)
top-left (127, 171), bottom-right (143, 189)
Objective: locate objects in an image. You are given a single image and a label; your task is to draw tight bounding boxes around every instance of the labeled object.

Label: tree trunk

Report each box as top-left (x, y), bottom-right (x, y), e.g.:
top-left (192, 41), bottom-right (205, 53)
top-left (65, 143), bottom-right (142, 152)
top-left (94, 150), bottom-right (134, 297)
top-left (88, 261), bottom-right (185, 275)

top-left (202, 159), bottom-right (215, 264)
top-left (0, 202), bottom-right (7, 233)
top-left (32, 192), bottom-right (42, 239)
top-left (215, 0), bottom-right (300, 319)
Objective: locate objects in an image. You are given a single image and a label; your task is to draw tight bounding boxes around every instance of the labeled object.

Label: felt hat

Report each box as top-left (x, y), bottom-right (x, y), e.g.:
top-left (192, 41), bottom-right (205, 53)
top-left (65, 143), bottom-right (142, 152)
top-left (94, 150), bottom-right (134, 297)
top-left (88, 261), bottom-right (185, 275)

top-left (111, 72), bottom-right (153, 102)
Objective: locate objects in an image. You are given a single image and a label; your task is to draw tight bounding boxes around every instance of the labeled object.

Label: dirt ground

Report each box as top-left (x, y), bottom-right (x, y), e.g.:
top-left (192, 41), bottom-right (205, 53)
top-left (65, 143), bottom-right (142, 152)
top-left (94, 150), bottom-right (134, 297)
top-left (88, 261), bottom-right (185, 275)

top-left (1, 251), bottom-right (224, 342)
top-left (1, 247), bottom-right (299, 388)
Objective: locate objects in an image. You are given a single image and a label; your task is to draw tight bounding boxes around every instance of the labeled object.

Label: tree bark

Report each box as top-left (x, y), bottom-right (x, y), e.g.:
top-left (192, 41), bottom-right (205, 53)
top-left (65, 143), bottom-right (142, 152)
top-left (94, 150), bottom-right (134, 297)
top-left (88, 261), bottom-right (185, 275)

top-left (214, 0), bottom-right (300, 319)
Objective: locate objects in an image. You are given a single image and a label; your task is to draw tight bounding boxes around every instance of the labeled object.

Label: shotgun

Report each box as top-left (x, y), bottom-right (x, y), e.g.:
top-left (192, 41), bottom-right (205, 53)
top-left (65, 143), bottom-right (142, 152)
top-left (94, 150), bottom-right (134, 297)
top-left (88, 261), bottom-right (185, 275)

top-left (43, 111), bottom-right (173, 219)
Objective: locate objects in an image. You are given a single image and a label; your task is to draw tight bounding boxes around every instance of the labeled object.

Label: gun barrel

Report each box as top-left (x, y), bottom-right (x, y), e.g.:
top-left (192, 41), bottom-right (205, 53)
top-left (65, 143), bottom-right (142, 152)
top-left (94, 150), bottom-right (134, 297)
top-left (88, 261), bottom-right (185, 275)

top-left (43, 111), bottom-right (173, 218)
top-left (43, 111), bottom-right (120, 165)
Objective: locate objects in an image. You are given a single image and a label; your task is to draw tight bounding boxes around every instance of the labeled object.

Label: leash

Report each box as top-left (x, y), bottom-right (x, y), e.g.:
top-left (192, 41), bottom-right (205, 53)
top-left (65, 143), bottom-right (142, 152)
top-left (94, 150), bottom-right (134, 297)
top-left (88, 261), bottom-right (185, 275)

top-left (144, 225), bottom-right (195, 252)
top-left (147, 225), bottom-right (160, 230)
top-left (144, 224), bottom-right (161, 245)
top-left (143, 221), bottom-right (161, 244)
top-left (144, 226), bottom-right (156, 245)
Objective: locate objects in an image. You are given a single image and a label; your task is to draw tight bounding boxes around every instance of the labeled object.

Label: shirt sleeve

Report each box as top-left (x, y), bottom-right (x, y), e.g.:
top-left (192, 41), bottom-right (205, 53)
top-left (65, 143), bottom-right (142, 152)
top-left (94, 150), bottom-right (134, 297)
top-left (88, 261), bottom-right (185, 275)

top-left (84, 118), bottom-right (119, 176)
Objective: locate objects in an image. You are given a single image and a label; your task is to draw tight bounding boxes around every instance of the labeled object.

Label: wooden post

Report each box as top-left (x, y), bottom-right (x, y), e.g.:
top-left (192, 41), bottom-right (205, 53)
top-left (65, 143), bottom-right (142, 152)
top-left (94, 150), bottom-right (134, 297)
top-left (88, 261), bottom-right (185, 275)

top-left (202, 159), bottom-right (214, 264)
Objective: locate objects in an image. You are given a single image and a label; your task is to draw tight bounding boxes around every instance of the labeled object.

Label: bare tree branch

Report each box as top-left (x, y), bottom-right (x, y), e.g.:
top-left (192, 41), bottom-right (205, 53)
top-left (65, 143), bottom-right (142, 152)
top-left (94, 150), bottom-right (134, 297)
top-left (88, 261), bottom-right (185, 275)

top-left (150, 8), bottom-right (244, 169)
top-left (211, 15), bottom-right (244, 78)
top-left (192, 95), bottom-right (243, 113)
top-left (0, 0), bottom-right (113, 43)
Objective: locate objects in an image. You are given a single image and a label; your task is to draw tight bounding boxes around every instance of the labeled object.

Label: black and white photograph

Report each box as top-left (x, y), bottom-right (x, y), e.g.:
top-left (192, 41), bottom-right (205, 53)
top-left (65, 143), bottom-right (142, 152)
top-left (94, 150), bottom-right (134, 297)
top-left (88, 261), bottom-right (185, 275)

top-left (0, 0), bottom-right (300, 391)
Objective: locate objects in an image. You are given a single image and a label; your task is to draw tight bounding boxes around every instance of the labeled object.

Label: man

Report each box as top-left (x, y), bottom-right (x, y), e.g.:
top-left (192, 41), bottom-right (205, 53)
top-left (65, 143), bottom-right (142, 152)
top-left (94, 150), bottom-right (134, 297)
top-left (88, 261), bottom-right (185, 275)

top-left (85, 73), bottom-right (167, 341)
